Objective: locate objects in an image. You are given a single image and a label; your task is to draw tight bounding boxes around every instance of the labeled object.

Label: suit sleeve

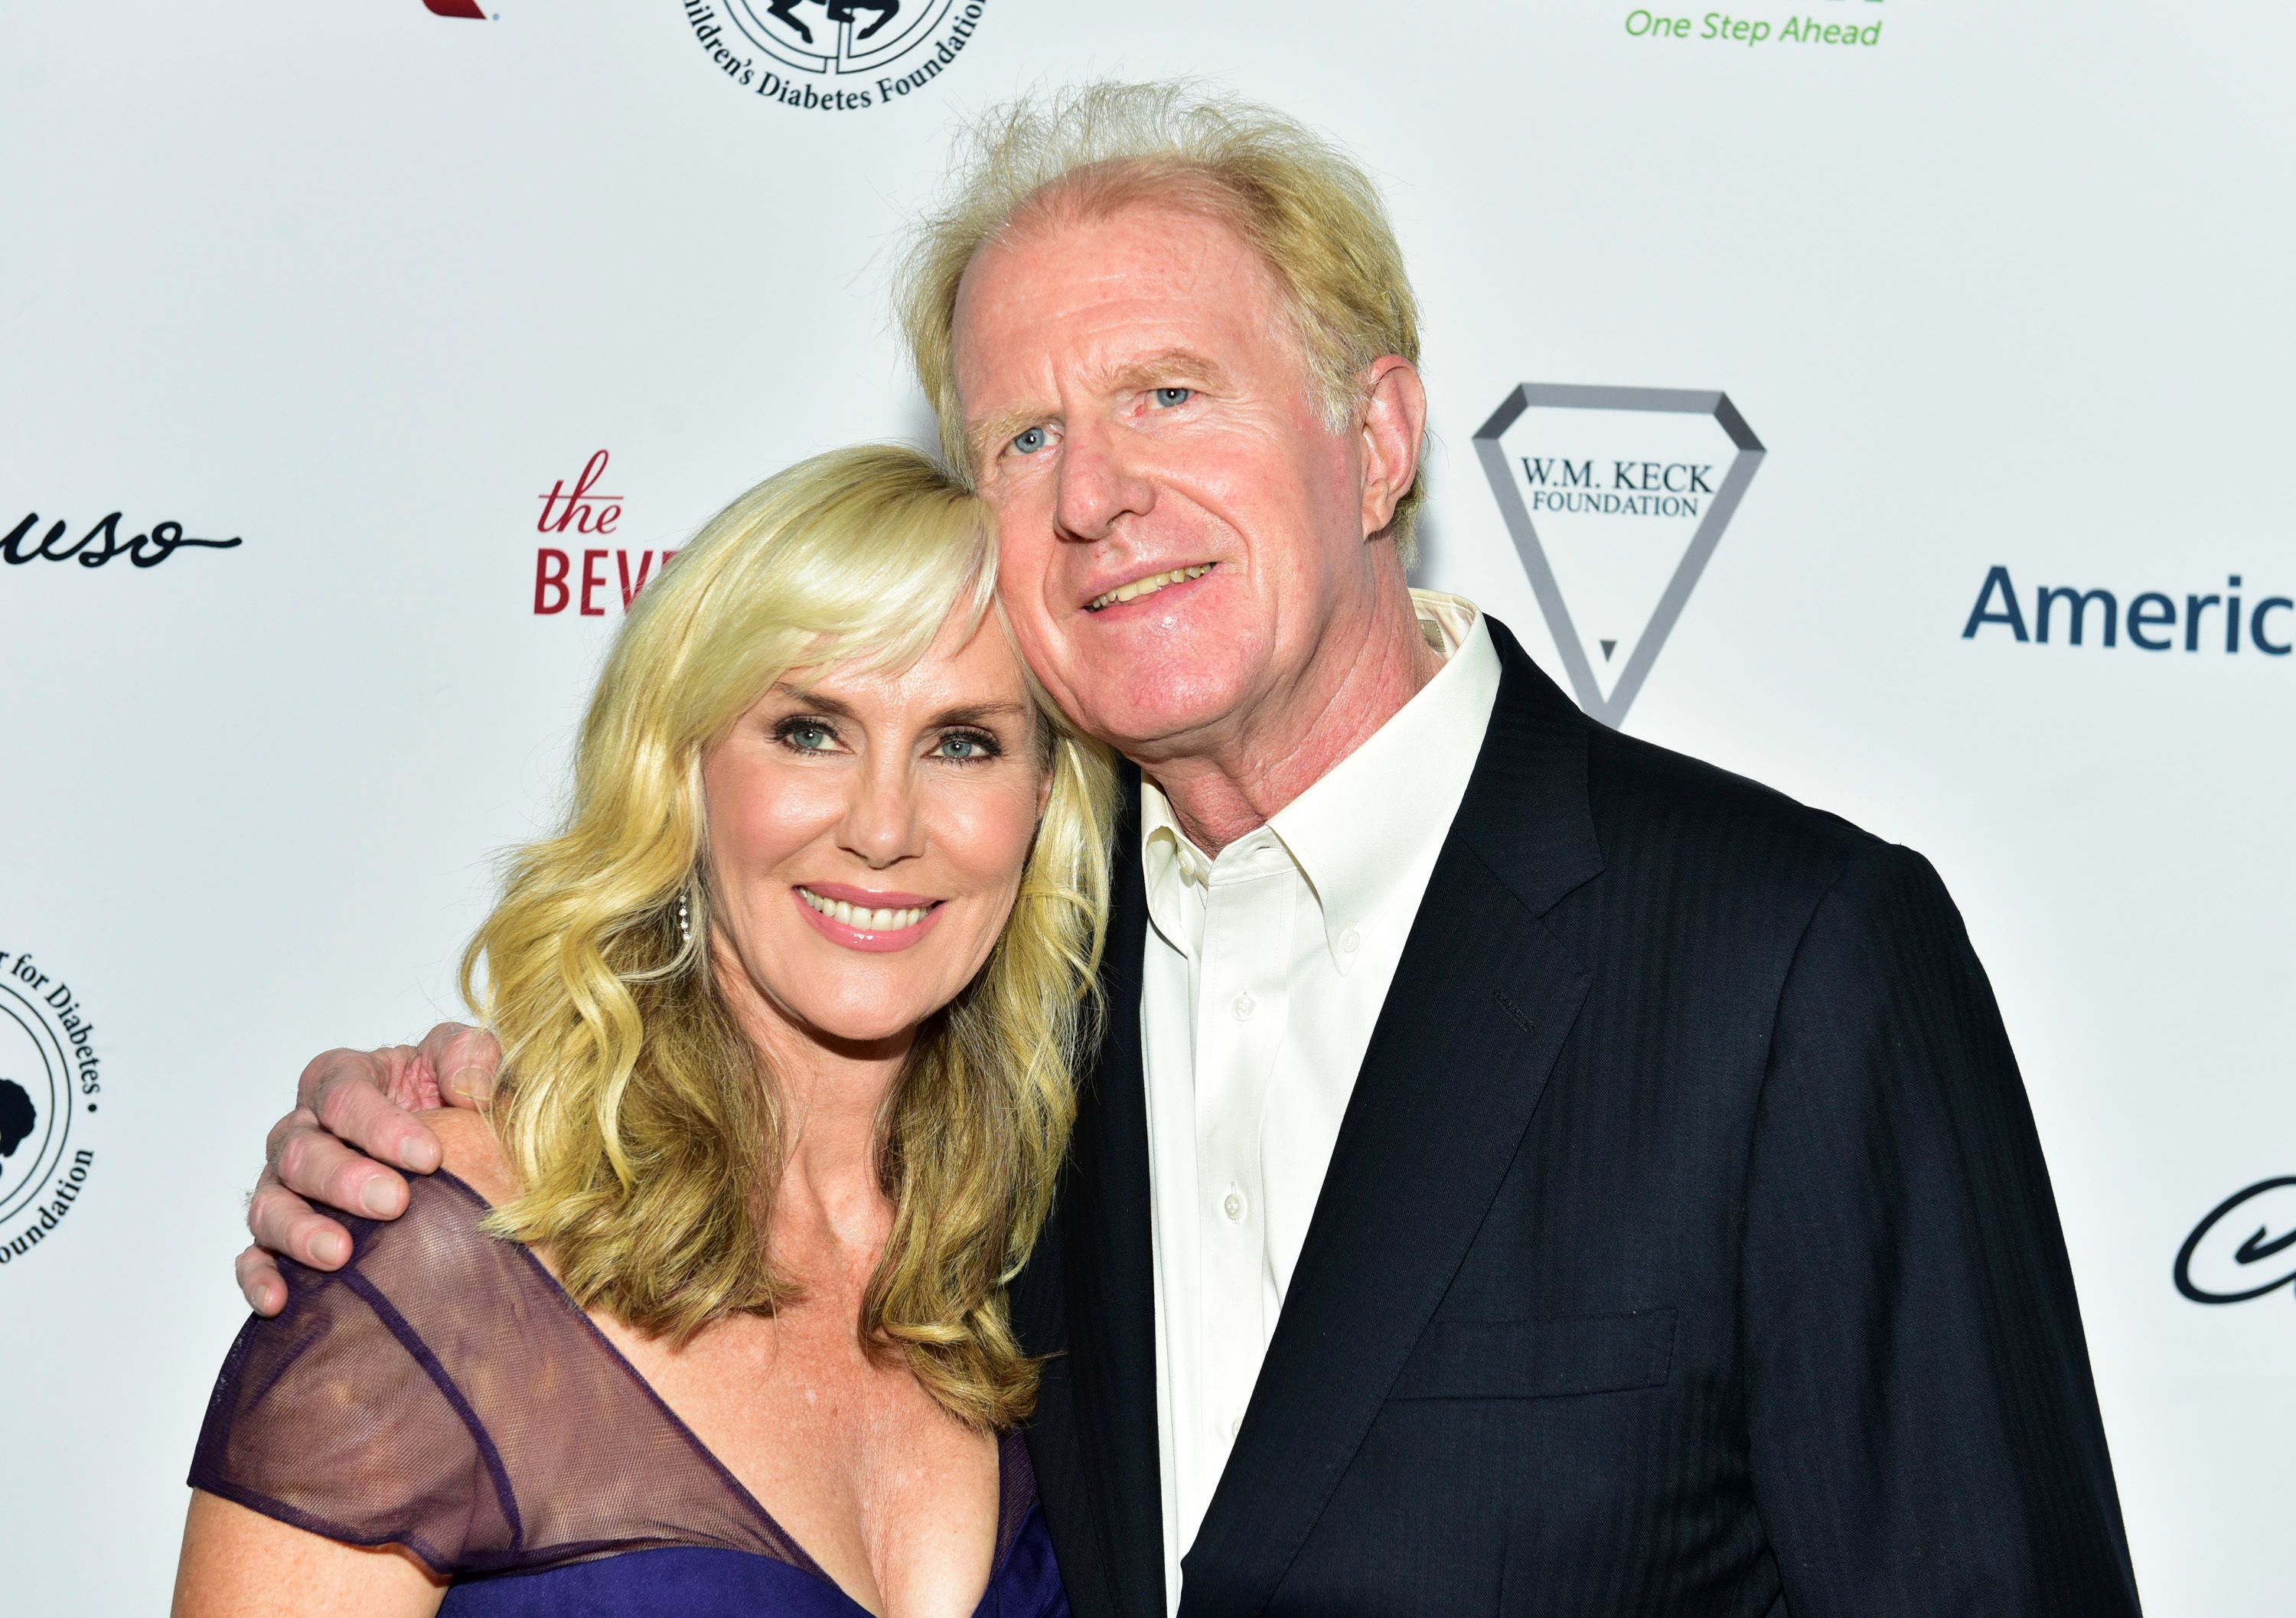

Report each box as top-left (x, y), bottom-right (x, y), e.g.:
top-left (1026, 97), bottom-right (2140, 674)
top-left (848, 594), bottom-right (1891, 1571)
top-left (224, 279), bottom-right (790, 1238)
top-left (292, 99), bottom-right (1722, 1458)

top-left (1739, 842), bottom-right (2141, 1616)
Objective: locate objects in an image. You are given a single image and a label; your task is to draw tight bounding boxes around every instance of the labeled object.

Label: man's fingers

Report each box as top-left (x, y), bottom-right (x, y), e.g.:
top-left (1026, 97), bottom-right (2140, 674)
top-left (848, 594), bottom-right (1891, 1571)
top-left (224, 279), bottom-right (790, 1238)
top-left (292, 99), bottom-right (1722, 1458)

top-left (295, 1045), bottom-right (388, 1113)
top-left (246, 1171), bottom-right (358, 1269)
top-left (267, 1105), bottom-right (415, 1216)
top-left (418, 1021), bottom-right (501, 1108)
top-left (234, 1244), bottom-right (289, 1316)
top-left (309, 1061), bottom-right (440, 1176)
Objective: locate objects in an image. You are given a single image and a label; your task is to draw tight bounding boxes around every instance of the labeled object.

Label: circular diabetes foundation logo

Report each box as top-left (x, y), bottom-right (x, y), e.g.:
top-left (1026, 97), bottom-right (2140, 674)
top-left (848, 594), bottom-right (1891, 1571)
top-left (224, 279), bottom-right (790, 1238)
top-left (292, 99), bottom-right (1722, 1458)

top-left (0, 948), bottom-right (103, 1269)
top-left (679, 0), bottom-right (990, 110)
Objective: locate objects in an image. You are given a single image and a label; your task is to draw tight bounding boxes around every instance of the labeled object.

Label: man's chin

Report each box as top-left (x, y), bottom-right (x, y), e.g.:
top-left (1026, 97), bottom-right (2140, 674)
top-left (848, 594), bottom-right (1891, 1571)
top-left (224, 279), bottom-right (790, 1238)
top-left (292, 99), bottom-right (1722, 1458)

top-left (1076, 700), bottom-right (1252, 766)
top-left (1036, 653), bottom-right (1260, 761)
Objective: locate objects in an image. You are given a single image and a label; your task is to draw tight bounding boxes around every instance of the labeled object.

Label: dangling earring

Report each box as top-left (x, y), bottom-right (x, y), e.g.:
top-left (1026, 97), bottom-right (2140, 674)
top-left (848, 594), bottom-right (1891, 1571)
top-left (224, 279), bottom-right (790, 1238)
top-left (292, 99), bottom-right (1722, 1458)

top-left (677, 890), bottom-right (692, 945)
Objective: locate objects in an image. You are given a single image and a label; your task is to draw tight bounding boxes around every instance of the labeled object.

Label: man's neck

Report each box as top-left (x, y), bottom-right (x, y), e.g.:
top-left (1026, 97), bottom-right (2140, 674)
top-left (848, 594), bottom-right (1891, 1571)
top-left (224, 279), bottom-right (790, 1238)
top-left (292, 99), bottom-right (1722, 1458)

top-left (1142, 579), bottom-right (1443, 854)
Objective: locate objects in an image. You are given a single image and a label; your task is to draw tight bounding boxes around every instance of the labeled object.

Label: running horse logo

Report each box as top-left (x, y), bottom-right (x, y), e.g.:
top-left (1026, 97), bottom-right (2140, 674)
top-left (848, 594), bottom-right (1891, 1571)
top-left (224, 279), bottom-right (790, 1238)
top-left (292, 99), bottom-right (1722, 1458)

top-left (767, 0), bottom-right (900, 44)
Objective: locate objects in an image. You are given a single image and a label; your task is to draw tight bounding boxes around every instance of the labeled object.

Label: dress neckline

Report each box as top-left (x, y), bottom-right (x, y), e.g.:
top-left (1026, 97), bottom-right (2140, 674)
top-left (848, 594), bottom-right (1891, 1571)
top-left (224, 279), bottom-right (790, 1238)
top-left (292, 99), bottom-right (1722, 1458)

top-left (426, 1169), bottom-right (1024, 1616)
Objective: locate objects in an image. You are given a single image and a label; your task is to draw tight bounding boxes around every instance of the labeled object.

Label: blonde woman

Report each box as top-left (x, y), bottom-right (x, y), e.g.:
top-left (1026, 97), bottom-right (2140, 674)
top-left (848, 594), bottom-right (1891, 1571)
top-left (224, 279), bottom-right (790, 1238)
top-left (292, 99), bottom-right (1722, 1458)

top-left (174, 445), bottom-right (1115, 1618)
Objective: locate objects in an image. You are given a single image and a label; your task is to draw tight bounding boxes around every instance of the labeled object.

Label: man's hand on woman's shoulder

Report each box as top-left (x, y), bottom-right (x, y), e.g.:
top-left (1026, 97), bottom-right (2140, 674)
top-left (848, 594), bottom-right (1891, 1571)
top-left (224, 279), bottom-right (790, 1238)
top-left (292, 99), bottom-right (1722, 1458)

top-left (235, 1023), bottom-right (501, 1316)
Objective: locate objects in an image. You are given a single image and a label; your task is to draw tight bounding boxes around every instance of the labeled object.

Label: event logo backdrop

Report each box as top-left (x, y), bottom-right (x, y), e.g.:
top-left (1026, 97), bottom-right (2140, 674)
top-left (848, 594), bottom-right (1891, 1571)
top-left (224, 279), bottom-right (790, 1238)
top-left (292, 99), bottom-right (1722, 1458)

top-left (2, 2), bottom-right (2290, 1612)
top-left (2176, 1179), bottom-right (2296, 1307)
top-left (1475, 385), bottom-right (1764, 726)
top-left (684, 0), bottom-right (991, 108)
top-left (0, 949), bottom-right (104, 1268)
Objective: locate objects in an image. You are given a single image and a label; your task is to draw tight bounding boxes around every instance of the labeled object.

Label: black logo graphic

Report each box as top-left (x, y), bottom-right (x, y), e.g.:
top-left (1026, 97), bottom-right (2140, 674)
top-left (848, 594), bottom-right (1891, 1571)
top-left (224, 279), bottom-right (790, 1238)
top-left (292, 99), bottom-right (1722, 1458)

top-left (5, 509), bottom-right (243, 570)
top-left (681, 0), bottom-right (989, 111)
top-left (2174, 1177), bottom-right (2296, 1305)
top-left (765, 0), bottom-right (899, 45)
top-left (0, 948), bottom-right (103, 1270)
top-left (0, 1080), bottom-right (33, 1156)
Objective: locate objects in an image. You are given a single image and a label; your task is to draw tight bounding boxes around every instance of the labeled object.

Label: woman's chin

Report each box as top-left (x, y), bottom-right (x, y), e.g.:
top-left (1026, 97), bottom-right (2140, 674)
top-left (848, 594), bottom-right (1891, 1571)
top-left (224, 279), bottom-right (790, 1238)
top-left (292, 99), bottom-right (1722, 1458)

top-left (786, 999), bottom-right (938, 1054)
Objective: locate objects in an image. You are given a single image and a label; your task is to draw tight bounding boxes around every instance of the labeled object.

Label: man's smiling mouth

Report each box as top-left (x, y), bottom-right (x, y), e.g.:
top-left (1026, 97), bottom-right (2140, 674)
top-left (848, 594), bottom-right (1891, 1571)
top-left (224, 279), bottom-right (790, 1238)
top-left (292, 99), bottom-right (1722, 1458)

top-left (1085, 563), bottom-right (1215, 612)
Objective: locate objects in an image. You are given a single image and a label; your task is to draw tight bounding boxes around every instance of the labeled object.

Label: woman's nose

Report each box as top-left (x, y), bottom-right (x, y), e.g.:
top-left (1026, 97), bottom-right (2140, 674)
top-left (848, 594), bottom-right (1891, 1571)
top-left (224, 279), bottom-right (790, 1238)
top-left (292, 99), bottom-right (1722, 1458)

top-left (838, 756), bottom-right (925, 869)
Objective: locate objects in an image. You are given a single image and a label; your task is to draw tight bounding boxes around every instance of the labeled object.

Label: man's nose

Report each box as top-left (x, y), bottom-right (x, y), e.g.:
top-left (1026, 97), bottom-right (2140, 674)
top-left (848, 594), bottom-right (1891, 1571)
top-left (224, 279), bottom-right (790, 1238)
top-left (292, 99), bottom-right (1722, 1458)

top-left (838, 752), bottom-right (926, 869)
top-left (1054, 417), bottom-right (1155, 541)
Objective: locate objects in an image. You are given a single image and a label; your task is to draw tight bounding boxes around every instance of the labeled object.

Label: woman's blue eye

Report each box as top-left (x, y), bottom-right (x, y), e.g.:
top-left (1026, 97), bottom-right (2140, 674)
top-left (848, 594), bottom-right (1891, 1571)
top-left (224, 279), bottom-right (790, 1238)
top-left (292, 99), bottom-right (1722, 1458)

top-left (778, 719), bottom-right (836, 752)
top-left (1010, 426), bottom-right (1048, 455)
top-left (1152, 387), bottom-right (1192, 408)
top-left (936, 731), bottom-right (999, 762)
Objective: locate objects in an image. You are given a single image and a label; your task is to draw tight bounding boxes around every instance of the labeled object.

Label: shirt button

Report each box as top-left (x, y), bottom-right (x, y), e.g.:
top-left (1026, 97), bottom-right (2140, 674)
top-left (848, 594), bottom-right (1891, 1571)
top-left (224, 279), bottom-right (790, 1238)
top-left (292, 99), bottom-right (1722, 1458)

top-left (1222, 1187), bottom-right (1246, 1222)
top-left (1339, 927), bottom-right (1361, 954)
top-left (1228, 1411), bottom-right (1244, 1437)
top-left (1232, 992), bottom-right (1256, 1021)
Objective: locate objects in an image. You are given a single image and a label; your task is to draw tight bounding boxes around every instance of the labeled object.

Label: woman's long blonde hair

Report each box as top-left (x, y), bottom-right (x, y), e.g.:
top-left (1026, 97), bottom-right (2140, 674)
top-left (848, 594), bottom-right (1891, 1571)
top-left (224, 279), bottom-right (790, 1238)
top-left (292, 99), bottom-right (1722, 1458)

top-left (460, 445), bottom-right (1117, 1430)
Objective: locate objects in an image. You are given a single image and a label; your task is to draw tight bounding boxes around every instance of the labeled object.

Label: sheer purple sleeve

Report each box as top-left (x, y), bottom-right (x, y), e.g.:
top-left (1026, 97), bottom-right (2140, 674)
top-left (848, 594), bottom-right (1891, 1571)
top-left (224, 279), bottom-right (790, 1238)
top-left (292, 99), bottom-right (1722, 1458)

top-left (189, 1183), bottom-right (524, 1571)
top-left (189, 1173), bottom-right (817, 1578)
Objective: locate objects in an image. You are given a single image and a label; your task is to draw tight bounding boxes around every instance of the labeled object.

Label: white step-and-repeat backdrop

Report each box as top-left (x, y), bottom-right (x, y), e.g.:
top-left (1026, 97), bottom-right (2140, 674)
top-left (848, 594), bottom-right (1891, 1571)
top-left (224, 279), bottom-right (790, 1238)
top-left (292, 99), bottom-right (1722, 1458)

top-left (3, 2), bottom-right (2289, 1610)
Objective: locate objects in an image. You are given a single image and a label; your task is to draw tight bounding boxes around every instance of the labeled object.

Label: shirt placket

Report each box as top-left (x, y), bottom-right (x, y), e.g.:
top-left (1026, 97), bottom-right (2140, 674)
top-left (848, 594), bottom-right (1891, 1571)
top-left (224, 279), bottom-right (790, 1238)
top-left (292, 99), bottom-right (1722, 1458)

top-left (1190, 837), bottom-right (1293, 1498)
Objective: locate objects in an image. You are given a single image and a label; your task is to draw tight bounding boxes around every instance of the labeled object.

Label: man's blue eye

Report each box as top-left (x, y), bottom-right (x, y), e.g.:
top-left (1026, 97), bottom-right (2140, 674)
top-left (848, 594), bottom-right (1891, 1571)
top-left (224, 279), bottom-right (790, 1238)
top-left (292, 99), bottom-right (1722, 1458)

top-left (1010, 426), bottom-right (1048, 455)
top-left (1152, 387), bottom-right (1192, 408)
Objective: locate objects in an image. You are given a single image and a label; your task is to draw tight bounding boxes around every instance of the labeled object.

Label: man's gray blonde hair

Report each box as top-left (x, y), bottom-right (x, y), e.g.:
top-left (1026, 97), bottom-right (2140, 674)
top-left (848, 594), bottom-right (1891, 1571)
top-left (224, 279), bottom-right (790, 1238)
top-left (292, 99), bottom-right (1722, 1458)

top-left (895, 80), bottom-right (1427, 554)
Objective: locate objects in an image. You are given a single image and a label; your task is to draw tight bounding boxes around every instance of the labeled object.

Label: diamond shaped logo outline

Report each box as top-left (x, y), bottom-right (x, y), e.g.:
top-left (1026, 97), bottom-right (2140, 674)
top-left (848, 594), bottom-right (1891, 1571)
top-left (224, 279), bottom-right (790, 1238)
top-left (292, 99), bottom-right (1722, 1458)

top-left (1473, 384), bottom-right (1764, 729)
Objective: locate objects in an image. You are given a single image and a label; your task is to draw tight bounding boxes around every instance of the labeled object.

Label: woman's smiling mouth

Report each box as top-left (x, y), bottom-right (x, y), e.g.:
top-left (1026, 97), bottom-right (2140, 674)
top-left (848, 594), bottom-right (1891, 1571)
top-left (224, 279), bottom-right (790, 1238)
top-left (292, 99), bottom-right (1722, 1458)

top-left (793, 885), bottom-right (944, 951)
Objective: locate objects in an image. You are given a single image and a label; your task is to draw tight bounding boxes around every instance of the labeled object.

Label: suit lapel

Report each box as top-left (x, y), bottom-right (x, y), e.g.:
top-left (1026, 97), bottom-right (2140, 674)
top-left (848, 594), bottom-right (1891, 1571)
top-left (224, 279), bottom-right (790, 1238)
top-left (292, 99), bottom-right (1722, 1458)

top-left (1052, 767), bottom-right (1169, 1618)
top-left (1179, 625), bottom-right (1604, 1616)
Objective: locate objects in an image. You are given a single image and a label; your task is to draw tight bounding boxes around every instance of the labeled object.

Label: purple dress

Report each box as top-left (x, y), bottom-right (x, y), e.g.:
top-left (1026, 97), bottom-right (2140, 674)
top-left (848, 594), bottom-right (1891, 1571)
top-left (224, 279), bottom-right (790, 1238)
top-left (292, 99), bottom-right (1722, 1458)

top-left (190, 1173), bottom-right (1067, 1616)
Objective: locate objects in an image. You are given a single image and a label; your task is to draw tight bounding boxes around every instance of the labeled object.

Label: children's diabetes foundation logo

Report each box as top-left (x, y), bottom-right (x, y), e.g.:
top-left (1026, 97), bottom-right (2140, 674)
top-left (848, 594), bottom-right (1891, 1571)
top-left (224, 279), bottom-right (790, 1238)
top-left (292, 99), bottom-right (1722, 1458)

top-left (0, 948), bottom-right (103, 1271)
top-left (680, 0), bottom-right (991, 110)
top-left (530, 450), bottom-right (676, 618)
top-left (1474, 384), bottom-right (1764, 728)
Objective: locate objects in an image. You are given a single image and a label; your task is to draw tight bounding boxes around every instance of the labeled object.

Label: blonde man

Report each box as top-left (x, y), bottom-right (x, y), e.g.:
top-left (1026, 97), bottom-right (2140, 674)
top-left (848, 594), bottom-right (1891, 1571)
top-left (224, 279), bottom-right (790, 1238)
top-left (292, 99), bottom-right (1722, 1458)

top-left (238, 83), bottom-right (2141, 1618)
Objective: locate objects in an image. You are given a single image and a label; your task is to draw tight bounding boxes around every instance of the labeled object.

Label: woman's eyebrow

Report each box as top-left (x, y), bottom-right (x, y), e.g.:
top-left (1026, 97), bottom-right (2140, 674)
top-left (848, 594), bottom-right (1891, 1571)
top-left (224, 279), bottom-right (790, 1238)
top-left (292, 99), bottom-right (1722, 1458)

top-left (769, 683), bottom-right (860, 719)
top-left (931, 701), bottom-right (1033, 728)
top-left (771, 687), bottom-right (1030, 730)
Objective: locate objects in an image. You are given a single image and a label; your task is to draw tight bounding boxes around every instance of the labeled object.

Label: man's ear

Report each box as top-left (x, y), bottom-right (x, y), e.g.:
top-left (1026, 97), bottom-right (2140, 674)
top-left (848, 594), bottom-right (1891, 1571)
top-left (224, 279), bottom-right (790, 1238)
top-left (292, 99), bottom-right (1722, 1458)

top-left (1357, 356), bottom-right (1428, 540)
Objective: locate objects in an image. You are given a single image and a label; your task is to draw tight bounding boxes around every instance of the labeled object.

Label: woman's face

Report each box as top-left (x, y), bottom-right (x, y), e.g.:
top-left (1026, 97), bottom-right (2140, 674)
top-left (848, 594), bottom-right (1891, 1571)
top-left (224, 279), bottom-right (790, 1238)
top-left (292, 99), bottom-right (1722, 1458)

top-left (700, 612), bottom-right (1049, 1054)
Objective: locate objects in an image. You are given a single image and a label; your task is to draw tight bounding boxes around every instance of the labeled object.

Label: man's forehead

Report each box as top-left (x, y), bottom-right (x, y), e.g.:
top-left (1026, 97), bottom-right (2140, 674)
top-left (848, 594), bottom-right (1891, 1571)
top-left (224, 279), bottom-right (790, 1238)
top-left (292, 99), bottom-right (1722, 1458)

top-left (968, 194), bottom-right (1260, 297)
top-left (951, 204), bottom-right (1288, 408)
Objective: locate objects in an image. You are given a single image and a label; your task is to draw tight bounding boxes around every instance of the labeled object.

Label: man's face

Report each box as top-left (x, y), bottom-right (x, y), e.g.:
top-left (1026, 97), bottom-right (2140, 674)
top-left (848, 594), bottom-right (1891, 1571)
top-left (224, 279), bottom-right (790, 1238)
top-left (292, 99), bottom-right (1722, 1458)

top-left (952, 201), bottom-right (1383, 762)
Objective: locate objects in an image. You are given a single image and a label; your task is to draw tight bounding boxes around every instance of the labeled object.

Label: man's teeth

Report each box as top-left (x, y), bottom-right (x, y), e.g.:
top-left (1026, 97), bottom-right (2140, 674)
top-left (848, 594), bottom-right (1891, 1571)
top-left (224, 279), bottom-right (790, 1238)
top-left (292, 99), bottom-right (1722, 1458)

top-left (1088, 563), bottom-right (1213, 612)
top-left (798, 889), bottom-right (930, 931)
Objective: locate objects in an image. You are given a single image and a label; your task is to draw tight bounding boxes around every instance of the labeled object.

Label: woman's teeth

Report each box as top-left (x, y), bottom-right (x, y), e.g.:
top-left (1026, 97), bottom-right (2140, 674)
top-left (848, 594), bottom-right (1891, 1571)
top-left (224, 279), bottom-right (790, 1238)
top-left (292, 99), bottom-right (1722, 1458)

top-left (798, 888), bottom-right (930, 931)
top-left (1088, 563), bottom-right (1213, 612)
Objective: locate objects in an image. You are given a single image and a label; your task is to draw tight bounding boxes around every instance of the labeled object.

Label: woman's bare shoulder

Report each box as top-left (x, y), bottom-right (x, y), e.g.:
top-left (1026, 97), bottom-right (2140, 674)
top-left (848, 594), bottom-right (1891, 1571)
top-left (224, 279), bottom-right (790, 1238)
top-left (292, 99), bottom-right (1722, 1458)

top-left (174, 1490), bottom-right (446, 1618)
top-left (412, 1107), bottom-right (521, 1209)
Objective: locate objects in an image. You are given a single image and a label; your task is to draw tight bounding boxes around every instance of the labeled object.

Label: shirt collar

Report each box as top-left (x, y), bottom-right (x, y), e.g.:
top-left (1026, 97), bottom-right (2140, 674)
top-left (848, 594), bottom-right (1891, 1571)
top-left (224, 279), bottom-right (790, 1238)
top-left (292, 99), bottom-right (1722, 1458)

top-left (1140, 792), bottom-right (1199, 954)
top-left (1138, 591), bottom-right (1501, 971)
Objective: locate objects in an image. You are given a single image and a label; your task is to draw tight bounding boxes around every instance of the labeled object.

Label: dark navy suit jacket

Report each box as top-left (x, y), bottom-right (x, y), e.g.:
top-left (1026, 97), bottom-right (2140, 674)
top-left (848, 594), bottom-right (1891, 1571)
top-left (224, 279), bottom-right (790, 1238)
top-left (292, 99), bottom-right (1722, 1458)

top-left (1013, 619), bottom-right (2140, 1617)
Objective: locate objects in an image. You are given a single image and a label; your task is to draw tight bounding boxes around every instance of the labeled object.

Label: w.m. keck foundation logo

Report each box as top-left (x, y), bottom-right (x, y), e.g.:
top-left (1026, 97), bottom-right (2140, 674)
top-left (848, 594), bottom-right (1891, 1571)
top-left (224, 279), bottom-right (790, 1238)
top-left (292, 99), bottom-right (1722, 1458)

top-left (1475, 385), bottom-right (1763, 728)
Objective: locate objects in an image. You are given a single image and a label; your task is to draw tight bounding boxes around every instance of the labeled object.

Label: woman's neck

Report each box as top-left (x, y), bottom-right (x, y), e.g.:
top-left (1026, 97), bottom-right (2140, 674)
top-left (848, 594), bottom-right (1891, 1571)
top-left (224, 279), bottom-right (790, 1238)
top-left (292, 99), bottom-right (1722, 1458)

top-left (719, 957), bottom-right (911, 1267)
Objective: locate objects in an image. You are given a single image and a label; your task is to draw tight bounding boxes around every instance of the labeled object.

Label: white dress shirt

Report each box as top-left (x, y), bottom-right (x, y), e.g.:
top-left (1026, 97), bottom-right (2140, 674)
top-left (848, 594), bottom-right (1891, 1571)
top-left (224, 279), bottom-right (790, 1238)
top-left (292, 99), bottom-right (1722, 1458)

top-left (1137, 590), bottom-right (1502, 1604)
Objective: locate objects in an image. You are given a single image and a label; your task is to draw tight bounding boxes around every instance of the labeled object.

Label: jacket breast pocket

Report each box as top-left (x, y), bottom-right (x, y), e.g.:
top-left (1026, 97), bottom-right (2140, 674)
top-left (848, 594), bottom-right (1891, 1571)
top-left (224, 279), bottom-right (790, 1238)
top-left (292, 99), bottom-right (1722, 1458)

top-left (1386, 1309), bottom-right (1677, 1401)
